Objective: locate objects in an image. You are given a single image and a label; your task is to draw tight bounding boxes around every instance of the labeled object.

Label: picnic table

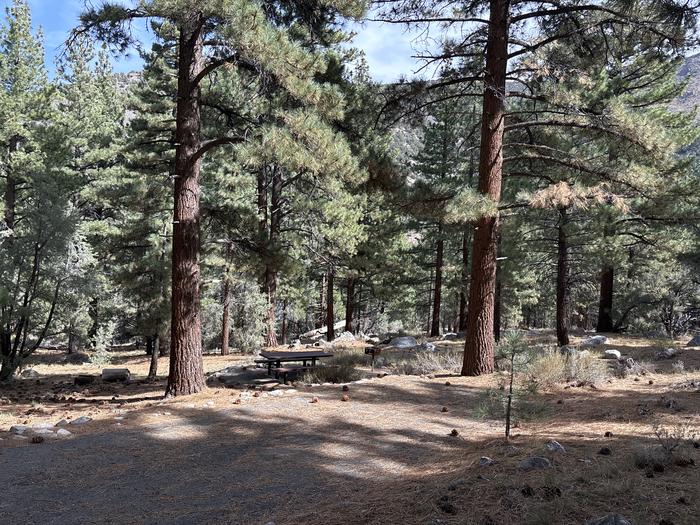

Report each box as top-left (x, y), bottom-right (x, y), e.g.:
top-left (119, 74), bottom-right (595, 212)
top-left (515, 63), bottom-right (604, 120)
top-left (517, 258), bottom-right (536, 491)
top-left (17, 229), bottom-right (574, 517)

top-left (256, 350), bottom-right (334, 381)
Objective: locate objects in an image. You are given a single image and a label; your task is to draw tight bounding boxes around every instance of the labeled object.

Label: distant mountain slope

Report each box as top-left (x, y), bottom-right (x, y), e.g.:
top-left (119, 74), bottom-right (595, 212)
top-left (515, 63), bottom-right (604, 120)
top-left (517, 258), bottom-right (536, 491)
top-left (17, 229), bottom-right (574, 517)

top-left (673, 53), bottom-right (700, 118)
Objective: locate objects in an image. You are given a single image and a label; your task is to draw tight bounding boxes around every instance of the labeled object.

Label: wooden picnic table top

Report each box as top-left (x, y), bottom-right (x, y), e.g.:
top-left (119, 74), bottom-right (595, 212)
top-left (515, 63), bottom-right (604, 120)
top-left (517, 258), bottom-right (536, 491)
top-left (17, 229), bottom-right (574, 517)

top-left (258, 350), bottom-right (333, 361)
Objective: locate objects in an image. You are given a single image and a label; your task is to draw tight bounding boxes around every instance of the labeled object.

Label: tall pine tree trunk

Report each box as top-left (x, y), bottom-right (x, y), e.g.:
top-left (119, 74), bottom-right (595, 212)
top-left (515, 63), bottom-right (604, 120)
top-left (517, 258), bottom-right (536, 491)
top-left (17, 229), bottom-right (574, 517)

top-left (264, 267), bottom-right (277, 347)
top-left (462, 0), bottom-right (509, 376)
top-left (430, 229), bottom-right (444, 337)
top-left (148, 334), bottom-right (159, 380)
top-left (345, 276), bottom-right (355, 333)
top-left (326, 265), bottom-right (335, 342)
top-left (221, 274), bottom-right (231, 355)
top-left (597, 265), bottom-right (614, 332)
top-left (281, 299), bottom-right (287, 345)
top-left (458, 229), bottom-right (469, 332)
top-left (556, 208), bottom-right (571, 346)
top-left (166, 12), bottom-right (206, 397)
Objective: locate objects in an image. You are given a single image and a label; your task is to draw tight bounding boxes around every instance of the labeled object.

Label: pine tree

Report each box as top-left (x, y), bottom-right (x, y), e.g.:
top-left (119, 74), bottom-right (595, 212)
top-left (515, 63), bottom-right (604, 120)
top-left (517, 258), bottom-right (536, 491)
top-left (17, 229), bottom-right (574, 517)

top-left (78, 0), bottom-right (368, 395)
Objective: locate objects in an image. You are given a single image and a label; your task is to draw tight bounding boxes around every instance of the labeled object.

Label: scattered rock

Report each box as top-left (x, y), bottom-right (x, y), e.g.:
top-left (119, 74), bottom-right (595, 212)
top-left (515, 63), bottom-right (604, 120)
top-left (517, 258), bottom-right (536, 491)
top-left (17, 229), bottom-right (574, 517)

top-left (342, 385), bottom-right (349, 392)
top-left (648, 380), bottom-right (654, 385)
top-left (10, 425), bottom-right (29, 435)
top-left (341, 395), bottom-right (350, 402)
top-left (310, 397), bottom-right (319, 403)
top-left (445, 381), bottom-right (451, 386)
top-left (447, 478), bottom-right (465, 491)
top-left (604, 431), bottom-right (613, 438)
top-left (441, 406), bottom-right (448, 413)
top-left (545, 440), bottom-right (566, 453)
top-left (655, 348), bottom-right (677, 360)
top-left (31, 436), bottom-right (44, 444)
top-left (232, 398), bottom-right (242, 405)
top-left (418, 342), bottom-right (436, 351)
top-left (479, 456), bottom-right (494, 466)
top-left (19, 369), bottom-right (39, 378)
top-left (582, 335), bottom-right (609, 347)
top-left (389, 336), bottom-right (418, 349)
top-left (450, 429), bottom-right (459, 437)
top-left (585, 514), bottom-right (632, 525)
top-left (603, 349), bottom-right (622, 360)
top-left (70, 416), bottom-right (92, 426)
top-left (686, 334), bottom-right (700, 347)
top-left (438, 501), bottom-right (456, 514)
top-left (598, 447), bottom-right (612, 456)
top-left (333, 331), bottom-right (355, 343)
top-left (519, 457), bottom-right (552, 471)
top-left (56, 428), bottom-right (72, 437)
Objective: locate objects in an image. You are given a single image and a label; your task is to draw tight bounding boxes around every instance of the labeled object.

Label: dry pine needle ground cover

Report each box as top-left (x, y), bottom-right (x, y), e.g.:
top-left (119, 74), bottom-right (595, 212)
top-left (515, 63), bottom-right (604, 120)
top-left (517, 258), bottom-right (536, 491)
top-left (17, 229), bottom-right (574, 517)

top-left (0, 333), bottom-right (698, 525)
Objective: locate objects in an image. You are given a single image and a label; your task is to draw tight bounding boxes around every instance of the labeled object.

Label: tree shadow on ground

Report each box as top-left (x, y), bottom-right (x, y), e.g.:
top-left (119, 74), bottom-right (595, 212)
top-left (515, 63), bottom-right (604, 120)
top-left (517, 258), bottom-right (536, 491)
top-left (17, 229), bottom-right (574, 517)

top-left (1, 372), bottom-right (698, 525)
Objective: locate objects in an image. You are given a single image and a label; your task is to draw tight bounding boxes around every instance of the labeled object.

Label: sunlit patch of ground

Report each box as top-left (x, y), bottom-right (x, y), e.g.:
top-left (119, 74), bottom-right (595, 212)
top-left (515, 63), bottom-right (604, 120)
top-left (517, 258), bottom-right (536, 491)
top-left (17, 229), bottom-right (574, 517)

top-left (0, 333), bottom-right (698, 524)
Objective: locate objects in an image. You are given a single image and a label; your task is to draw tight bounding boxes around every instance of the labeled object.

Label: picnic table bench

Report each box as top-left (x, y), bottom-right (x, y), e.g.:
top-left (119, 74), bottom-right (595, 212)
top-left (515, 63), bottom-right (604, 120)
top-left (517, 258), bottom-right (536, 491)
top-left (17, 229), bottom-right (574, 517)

top-left (256, 350), bottom-right (334, 380)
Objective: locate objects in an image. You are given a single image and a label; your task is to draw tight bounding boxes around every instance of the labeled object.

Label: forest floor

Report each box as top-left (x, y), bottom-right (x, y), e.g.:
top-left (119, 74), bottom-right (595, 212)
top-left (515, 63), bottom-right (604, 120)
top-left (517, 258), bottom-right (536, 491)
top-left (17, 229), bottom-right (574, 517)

top-left (0, 333), bottom-right (698, 524)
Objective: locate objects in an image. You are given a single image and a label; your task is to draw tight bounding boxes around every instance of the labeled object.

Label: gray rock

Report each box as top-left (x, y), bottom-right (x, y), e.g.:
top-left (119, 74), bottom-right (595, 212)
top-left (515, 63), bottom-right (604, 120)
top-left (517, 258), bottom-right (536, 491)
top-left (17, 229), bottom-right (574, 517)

top-left (10, 425), bottom-right (29, 435)
top-left (32, 423), bottom-right (55, 430)
top-left (585, 514), bottom-right (632, 525)
top-left (442, 333), bottom-right (459, 341)
top-left (389, 336), bottom-right (418, 349)
top-left (519, 456), bottom-right (552, 471)
top-left (602, 349), bottom-right (621, 360)
top-left (686, 334), bottom-right (700, 347)
top-left (70, 416), bottom-right (92, 425)
top-left (479, 456), bottom-right (494, 466)
top-left (582, 335), bottom-right (609, 347)
top-left (655, 348), bottom-right (677, 360)
top-left (56, 428), bottom-right (72, 437)
top-left (545, 440), bottom-right (566, 453)
top-left (333, 331), bottom-right (355, 343)
top-left (19, 369), bottom-right (39, 378)
top-left (418, 342), bottom-right (436, 352)
top-left (55, 419), bottom-right (68, 427)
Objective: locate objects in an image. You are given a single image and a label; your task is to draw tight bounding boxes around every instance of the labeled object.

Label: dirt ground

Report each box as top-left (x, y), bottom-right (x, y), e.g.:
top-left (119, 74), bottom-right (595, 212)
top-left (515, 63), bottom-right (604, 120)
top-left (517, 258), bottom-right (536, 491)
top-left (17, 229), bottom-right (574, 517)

top-left (0, 333), bottom-right (698, 524)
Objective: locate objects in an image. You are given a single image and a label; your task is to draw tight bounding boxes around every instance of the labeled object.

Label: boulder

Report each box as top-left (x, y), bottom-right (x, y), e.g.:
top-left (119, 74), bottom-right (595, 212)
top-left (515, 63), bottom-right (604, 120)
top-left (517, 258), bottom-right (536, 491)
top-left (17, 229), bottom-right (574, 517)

top-left (544, 440), bottom-right (566, 454)
top-left (10, 425), bottom-right (29, 435)
top-left (602, 349), bottom-right (621, 360)
top-left (656, 348), bottom-right (677, 360)
top-left (19, 369), bottom-right (39, 378)
top-left (333, 331), bottom-right (355, 343)
top-left (686, 334), bottom-right (700, 347)
top-left (56, 428), bottom-right (72, 438)
top-left (389, 336), bottom-right (418, 349)
top-left (582, 335), bottom-right (609, 346)
top-left (418, 342), bottom-right (436, 352)
top-left (519, 457), bottom-right (552, 471)
top-left (101, 368), bottom-right (131, 382)
top-left (70, 416), bottom-right (92, 426)
top-left (585, 515), bottom-right (632, 525)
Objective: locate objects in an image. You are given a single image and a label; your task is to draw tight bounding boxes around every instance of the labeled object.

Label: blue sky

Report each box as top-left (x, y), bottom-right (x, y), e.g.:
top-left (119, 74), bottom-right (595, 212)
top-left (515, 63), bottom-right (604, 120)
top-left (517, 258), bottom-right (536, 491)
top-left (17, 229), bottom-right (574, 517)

top-left (0, 0), bottom-right (425, 82)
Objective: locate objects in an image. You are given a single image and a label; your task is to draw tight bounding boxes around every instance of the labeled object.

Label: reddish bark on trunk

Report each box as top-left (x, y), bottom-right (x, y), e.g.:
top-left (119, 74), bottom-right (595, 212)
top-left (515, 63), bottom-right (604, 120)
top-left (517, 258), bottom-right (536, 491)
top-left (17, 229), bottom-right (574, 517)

top-left (166, 12), bottom-right (206, 397)
top-left (462, 0), bottom-right (510, 376)
top-left (556, 208), bottom-right (571, 346)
